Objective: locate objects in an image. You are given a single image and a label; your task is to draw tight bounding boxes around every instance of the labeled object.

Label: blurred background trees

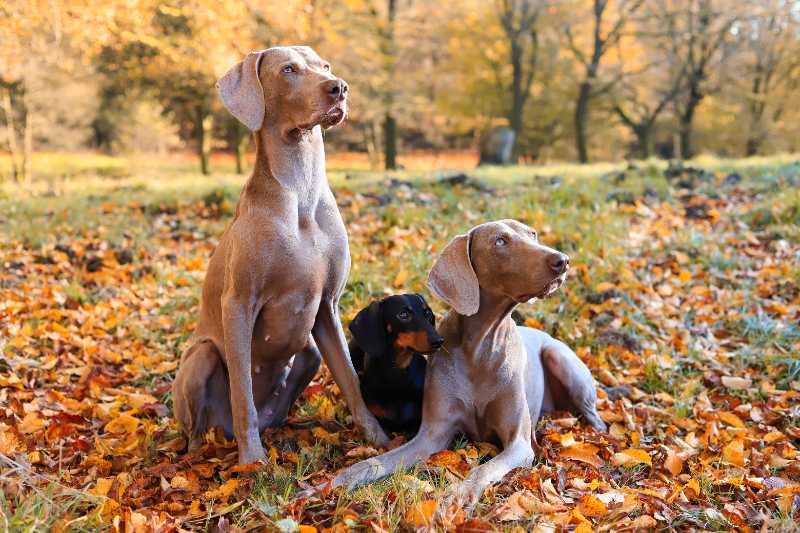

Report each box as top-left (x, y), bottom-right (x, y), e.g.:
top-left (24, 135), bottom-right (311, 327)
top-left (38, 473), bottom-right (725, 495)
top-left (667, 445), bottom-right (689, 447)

top-left (2, 0), bottom-right (800, 176)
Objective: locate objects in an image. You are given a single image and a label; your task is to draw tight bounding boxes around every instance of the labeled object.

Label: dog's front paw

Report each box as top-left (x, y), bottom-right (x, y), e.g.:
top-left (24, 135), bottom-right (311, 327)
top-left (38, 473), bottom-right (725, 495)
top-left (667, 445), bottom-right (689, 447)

top-left (237, 440), bottom-right (267, 465)
top-left (447, 482), bottom-right (483, 512)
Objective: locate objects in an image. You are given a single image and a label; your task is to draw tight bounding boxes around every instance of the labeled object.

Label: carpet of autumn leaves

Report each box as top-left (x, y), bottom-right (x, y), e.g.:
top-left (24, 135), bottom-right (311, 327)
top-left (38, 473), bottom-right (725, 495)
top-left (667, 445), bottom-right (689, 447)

top-left (1, 157), bottom-right (799, 532)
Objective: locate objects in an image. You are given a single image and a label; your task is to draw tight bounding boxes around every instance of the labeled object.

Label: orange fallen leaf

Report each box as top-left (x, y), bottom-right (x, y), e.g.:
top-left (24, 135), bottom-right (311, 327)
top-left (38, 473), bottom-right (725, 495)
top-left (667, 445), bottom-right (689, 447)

top-left (722, 438), bottom-right (746, 467)
top-left (611, 448), bottom-right (651, 467)
top-left (18, 412), bottom-right (47, 434)
top-left (663, 449), bottom-right (684, 476)
top-left (718, 412), bottom-right (745, 428)
top-left (560, 442), bottom-right (603, 467)
top-left (405, 499), bottom-right (436, 526)
top-left (683, 478), bottom-right (701, 499)
top-left (104, 413), bottom-right (140, 434)
top-left (578, 494), bottom-right (608, 517)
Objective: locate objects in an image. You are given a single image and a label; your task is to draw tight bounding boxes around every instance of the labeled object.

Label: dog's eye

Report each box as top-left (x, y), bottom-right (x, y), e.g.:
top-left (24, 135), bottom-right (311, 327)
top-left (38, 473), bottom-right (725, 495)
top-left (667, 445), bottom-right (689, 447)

top-left (495, 236), bottom-right (507, 247)
top-left (530, 230), bottom-right (538, 240)
top-left (282, 65), bottom-right (296, 74)
top-left (322, 64), bottom-right (331, 71)
top-left (398, 310), bottom-right (411, 321)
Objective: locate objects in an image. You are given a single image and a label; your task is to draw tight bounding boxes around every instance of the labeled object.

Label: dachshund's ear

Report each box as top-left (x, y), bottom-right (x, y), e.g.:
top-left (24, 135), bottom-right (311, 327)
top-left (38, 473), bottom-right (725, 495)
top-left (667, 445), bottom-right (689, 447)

top-left (217, 50), bottom-right (267, 131)
top-left (427, 232), bottom-right (479, 316)
top-left (349, 301), bottom-right (388, 357)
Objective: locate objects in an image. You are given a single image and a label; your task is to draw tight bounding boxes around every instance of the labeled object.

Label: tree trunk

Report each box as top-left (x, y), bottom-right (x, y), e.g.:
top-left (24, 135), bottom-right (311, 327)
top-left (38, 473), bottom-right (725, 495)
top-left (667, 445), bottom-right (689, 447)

top-left (678, 111), bottom-right (694, 160)
top-left (508, 41), bottom-right (524, 162)
top-left (574, 80), bottom-right (591, 163)
top-left (383, 112), bottom-right (397, 170)
top-left (635, 123), bottom-right (654, 159)
top-left (1, 87), bottom-right (21, 182)
top-left (383, 0), bottom-right (398, 170)
top-left (21, 88), bottom-right (32, 186)
top-left (196, 107), bottom-right (213, 175)
top-left (235, 124), bottom-right (249, 174)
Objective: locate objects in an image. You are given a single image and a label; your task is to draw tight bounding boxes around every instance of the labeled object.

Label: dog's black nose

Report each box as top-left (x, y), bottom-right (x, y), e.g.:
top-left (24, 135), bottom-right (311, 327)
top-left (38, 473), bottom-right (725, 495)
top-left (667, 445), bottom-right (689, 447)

top-left (430, 337), bottom-right (445, 350)
top-left (547, 253), bottom-right (569, 274)
top-left (324, 79), bottom-right (348, 100)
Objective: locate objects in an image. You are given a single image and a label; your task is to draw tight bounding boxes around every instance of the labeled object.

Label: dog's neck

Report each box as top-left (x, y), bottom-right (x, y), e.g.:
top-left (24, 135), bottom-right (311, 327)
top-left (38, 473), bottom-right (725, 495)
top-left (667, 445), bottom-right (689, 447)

top-left (247, 123), bottom-right (327, 211)
top-left (454, 288), bottom-right (517, 365)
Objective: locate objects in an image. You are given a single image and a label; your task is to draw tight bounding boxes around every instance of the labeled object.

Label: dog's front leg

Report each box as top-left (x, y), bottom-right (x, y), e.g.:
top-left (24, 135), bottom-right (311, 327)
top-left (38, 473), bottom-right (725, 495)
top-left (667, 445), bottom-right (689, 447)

top-left (222, 294), bottom-right (265, 464)
top-left (333, 423), bottom-right (455, 490)
top-left (313, 300), bottom-right (389, 447)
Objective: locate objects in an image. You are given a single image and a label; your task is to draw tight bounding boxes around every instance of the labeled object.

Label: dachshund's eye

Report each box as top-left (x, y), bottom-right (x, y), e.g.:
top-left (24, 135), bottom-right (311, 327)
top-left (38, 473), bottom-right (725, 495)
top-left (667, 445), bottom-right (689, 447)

top-left (495, 236), bottom-right (507, 247)
top-left (322, 64), bottom-right (331, 71)
top-left (530, 230), bottom-right (538, 240)
top-left (398, 310), bottom-right (411, 321)
top-left (282, 65), bottom-right (296, 74)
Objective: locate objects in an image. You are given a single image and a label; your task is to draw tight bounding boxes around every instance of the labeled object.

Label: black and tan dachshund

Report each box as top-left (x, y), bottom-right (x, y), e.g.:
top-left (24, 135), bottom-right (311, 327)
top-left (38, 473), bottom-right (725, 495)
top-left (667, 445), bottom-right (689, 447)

top-left (348, 294), bottom-right (444, 434)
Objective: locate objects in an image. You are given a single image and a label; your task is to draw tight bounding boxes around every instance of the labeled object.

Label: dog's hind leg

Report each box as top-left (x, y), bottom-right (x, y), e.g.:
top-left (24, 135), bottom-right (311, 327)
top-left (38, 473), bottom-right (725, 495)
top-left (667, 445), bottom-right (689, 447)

top-left (259, 337), bottom-right (322, 429)
top-left (172, 340), bottom-right (231, 450)
top-left (541, 340), bottom-right (607, 432)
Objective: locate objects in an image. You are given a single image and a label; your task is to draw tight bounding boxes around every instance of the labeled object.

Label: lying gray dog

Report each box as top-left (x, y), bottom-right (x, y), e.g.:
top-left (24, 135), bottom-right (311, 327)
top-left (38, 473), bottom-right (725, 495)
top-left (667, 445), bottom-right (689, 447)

top-left (325, 219), bottom-right (606, 507)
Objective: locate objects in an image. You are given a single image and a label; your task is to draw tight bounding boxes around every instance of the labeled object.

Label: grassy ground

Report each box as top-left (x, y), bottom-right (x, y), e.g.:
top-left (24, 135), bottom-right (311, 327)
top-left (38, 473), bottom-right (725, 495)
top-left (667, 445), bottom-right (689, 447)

top-left (1, 152), bottom-right (799, 531)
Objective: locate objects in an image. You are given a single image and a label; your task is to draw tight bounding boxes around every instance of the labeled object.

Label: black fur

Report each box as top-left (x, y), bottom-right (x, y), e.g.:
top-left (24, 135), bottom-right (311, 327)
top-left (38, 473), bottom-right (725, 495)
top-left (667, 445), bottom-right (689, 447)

top-left (349, 294), bottom-right (443, 434)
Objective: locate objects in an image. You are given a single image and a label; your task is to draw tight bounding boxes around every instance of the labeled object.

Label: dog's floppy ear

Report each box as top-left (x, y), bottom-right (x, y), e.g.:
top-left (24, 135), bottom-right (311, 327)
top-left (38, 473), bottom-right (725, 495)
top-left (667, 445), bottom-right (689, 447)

top-left (427, 232), bottom-right (479, 316)
top-left (349, 301), bottom-right (388, 358)
top-left (217, 50), bottom-right (267, 131)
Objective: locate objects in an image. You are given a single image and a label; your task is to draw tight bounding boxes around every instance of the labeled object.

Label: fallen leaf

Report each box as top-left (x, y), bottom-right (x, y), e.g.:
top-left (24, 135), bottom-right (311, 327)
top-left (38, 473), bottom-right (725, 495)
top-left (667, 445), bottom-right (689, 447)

top-left (405, 499), bottom-right (436, 526)
top-left (578, 494), bottom-right (608, 517)
top-left (721, 376), bottom-right (752, 390)
top-left (663, 449), bottom-right (684, 476)
top-left (722, 438), bottom-right (746, 467)
top-left (611, 448), bottom-right (652, 467)
top-left (560, 442), bottom-right (603, 467)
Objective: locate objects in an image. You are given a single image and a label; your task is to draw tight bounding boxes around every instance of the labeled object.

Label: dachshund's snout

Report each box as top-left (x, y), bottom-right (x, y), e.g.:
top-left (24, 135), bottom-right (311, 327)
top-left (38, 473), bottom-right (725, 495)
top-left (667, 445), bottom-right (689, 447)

top-left (547, 252), bottom-right (569, 275)
top-left (430, 336), bottom-right (445, 351)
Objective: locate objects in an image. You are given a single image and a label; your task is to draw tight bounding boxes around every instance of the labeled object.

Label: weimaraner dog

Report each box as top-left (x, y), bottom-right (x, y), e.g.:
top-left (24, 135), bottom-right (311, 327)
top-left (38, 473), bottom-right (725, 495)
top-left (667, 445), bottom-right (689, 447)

top-left (172, 46), bottom-right (389, 464)
top-left (325, 219), bottom-right (606, 507)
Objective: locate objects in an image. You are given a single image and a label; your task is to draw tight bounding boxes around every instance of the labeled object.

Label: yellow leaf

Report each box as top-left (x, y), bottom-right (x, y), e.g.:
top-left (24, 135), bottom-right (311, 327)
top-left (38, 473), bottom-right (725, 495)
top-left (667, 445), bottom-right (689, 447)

top-left (560, 442), bottom-right (603, 467)
top-left (678, 270), bottom-right (692, 283)
top-left (594, 281), bottom-right (616, 292)
top-left (722, 438), bottom-right (745, 467)
top-left (611, 448), bottom-right (651, 467)
top-left (18, 412), bottom-right (47, 434)
top-left (405, 499), bottom-right (436, 526)
top-left (299, 526), bottom-right (318, 533)
top-left (393, 270), bottom-right (408, 287)
top-left (683, 478), bottom-right (701, 499)
top-left (204, 478), bottom-right (240, 501)
top-left (578, 494), bottom-right (608, 517)
top-left (718, 412), bottom-right (745, 428)
top-left (104, 413), bottom-right (140, 434)
top-left (0, 426), bottom-right (23, 454)
top-left (90, 477), bottom-right (115, 497)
